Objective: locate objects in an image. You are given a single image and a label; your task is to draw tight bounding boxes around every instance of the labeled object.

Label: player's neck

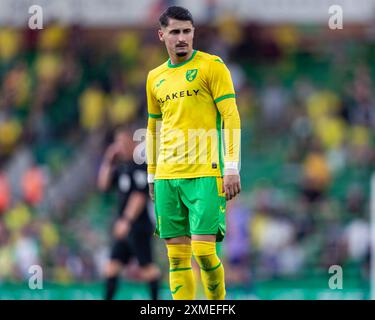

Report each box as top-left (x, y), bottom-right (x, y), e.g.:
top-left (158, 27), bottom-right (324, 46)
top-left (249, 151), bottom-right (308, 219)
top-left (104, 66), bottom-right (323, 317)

top-left (169, 49), bottom-right (194, 66)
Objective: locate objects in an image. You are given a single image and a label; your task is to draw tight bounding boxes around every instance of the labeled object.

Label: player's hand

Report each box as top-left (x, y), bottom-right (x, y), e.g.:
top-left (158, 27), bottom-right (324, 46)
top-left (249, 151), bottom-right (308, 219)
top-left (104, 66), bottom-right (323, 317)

top-left (104, 143), bottom-right (120, 164)
top-left (114, 218), bottom-right (131, 239)
top-left (148, 183), bottom-right (155, 202)
top-left (223, 173), bottom-right (241, 201)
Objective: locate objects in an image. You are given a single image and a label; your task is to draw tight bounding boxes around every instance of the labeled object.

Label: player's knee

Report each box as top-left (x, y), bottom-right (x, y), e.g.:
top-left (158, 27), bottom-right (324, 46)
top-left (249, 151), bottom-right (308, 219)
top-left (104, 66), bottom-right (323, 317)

top-left (166, 243), bottom-right (192, 258)
top-left (166, 243), bottom-right (193, 272)
top-left (165, 236), bottom-right (191, 245)
top-left (191, 240), bottom-right (216, 257)
top-left (165, 238), bottom-right (192, 269)
top-left (105, 260), bottom-right (121, 277)
top-left (191, 240), bottom-right (218, 268)
top-left (139, 264), bottom-right (161, 281)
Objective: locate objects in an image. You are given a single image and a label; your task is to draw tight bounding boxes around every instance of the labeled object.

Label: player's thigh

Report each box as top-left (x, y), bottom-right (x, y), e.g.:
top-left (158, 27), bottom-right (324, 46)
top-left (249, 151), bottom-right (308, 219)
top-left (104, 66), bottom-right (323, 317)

top-left (154, 179), bottom-right (189, 238)
top-left (180, 177), bottom-right (226, 241)
top-left (130, 231), bottom-right (161, 281)
top-left (110, 238), bottom-right (133, 265)
top-left (129, 228), bottom-right (155, 267)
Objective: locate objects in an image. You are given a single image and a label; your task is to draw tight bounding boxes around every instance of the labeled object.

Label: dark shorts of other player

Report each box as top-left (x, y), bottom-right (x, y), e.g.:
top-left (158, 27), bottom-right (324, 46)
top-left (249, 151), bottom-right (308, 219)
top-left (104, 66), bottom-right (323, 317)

top-left (110, 226), bottom-right (154, 267)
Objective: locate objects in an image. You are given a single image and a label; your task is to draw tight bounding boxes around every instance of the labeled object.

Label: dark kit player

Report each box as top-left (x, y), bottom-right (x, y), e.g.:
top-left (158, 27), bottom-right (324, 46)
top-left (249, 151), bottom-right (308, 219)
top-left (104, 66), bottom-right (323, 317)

top-left (98, 126), bottom-right (161, 300)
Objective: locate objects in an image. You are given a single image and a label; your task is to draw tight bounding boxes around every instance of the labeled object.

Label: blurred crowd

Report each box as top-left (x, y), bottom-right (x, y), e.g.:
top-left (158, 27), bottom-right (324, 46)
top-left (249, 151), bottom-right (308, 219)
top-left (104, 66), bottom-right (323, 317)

top-left (0, 17), bottom-right (374, 286)
top-left (222, 22), bottom-right (374, 284)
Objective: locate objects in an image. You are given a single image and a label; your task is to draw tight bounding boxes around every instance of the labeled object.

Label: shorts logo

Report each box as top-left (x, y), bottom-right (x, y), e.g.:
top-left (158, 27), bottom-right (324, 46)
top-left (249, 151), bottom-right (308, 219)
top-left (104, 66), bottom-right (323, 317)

top-left (219, 205), bottom-right (225, 213)
top-left (186, 69), bottom-right (198, 82)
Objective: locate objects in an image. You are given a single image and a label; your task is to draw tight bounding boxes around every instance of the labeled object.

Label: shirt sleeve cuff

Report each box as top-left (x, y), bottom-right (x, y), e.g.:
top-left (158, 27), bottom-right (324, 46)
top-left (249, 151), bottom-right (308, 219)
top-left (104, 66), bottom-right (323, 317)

top-left (224, 162), bottom-right (239, 175)
top-left (147, 174), bottom-right (155, 183)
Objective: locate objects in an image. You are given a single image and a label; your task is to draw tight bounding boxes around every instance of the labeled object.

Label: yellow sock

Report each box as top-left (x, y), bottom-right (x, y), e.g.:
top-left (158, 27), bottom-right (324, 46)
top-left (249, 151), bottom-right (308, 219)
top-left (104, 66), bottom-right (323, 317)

top-left (192, 260), bottom-right (205, 299)
top-left (167, 244), bottom-right (196, 300)
top-left (192, 240), bottom-right (226, 300)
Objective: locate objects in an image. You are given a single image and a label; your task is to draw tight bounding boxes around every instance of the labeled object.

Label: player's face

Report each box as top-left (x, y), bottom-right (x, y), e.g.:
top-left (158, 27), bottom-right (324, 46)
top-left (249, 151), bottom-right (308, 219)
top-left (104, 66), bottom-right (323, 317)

top-left (159, 18), bottom-right (194, 58)
top-left (115, 132), bottom-right (134, 160)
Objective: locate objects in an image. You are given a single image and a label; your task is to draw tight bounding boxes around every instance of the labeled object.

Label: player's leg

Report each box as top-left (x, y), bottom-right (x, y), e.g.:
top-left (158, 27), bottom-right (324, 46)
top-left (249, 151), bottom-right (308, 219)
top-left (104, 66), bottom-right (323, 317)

top-left (104, 259), bottom-right (122, 300)
top-left (191, 235), bottom-right (226, 300)
top-left (130, 228), bottom-right (162, 300)
top-left (192, 257), bottom-right (205, 299)
top-left (180, 177), bottom-right (227, 300)
top-left (138, 263), bottom-right (161, 300)
top-left (165, 236), bottom-right (196, 300)
top-left (154, 179), bottom-right (195, 300)
top-left (104, 238), bottom-right (131, 300)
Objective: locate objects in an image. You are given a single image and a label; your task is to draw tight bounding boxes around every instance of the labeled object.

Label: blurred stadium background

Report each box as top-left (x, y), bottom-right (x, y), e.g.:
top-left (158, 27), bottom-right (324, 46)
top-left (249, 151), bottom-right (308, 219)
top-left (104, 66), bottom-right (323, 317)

top-left (0, 0), bottom-right (374, 300)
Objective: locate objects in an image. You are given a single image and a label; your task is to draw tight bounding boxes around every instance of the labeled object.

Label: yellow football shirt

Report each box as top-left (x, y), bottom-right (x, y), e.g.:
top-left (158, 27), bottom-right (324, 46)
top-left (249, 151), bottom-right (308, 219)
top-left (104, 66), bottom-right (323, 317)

top-left (146, 50), bottom-right (240, 180)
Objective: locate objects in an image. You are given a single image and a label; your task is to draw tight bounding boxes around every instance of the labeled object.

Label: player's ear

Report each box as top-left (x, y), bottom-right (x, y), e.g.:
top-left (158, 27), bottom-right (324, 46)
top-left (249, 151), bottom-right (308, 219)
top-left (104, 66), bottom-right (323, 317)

top-left (158, 29), bottom-right (165, 42)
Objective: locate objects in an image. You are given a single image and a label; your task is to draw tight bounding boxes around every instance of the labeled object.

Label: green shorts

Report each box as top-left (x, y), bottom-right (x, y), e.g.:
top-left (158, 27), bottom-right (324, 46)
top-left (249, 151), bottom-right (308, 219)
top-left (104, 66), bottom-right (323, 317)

top-left (154, 177), bottom-right (226, 242)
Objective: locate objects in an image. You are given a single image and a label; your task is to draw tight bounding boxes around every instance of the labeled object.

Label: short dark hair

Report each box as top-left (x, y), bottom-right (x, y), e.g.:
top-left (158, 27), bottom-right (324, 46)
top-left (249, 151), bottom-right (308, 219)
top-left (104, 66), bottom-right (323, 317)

top-left (159, 6), bottom-right (194, 28)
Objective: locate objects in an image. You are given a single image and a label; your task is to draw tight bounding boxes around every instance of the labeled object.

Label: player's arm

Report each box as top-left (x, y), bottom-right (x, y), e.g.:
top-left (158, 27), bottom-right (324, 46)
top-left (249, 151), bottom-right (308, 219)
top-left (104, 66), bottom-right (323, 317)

top-left (145, 72), bottom-right (162, 201)
top-left (114, 192), bottom-right (148, 239)
top-left (114, 170), bottom-right (148, 239)
top-left (209, 58), bottom-right (241, 200)
top-left (121, 192), bottom-right (147, 223)
top-left (97, 144), bottom-right (119, 192)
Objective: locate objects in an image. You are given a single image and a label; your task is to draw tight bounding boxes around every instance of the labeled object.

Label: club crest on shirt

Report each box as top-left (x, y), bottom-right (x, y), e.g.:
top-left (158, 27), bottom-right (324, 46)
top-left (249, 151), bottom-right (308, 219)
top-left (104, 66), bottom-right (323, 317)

top-left (186, 69), bottom-right (198, 82)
